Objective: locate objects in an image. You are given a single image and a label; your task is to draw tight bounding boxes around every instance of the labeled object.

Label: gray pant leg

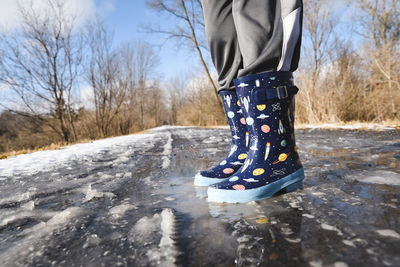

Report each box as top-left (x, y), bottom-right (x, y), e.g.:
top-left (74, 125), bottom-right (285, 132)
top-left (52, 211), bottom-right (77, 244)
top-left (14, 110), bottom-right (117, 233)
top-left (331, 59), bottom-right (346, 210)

top-left (233, 0), bottom-right (303, 77)
top-left (202, 0), bottom-right (242, 91)
top-left (202, 0), bottom-right (303, 90)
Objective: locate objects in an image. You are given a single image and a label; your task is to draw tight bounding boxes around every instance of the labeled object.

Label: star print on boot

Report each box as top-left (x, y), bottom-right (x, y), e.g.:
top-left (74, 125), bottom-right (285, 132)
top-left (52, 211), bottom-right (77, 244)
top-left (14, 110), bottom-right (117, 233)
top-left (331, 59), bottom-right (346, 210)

top-left (194, 90), bottom-right (248, 186)
top-left (208, 71), bottom-right (305, 202)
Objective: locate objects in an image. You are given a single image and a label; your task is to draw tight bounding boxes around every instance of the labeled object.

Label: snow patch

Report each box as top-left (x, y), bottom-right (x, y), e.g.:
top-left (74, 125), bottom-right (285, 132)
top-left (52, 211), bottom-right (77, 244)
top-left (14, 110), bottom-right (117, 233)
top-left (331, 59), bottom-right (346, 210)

top-left (1, 207), bottom-right (84, 265)
top-left (21, 200), bottom-right (35, 211)
top-left (0, 132), bottom-right (156, 177)
top-left (376, 229), bottom-right (400, 239)
top-left (0, 210), bottom-right (54, 228)
top-left (347, 171), bottom-right (400, 186)
top-left (83, 234), bottom-right (101, 248)
top-left (285, 237), bottom-right (301, 243)
top-left (320, 223), bottom-right (343, 235)
top-left (162, 131), bottom-right (173, 169)
top-left (342, 240), bottom-right (356, 247)
top-left (309, 261), bottom-right (323, 267)
top-left (299, 123), bottom-right (397, 131)
top-left (130, 208), bottom-right (179, 266)
top-left (82, 184), bottom-right (114, 202)
top-left (334, 262), bottom-right (349, 267)
top-left (109, 204), bottom-right (136, 219)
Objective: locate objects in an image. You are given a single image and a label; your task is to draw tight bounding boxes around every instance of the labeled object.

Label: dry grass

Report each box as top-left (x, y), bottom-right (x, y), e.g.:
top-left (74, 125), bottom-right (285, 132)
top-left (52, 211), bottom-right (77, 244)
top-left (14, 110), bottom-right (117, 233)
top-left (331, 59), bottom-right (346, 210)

top-left (295, 121), bottom-right (400, 130)
top-left (0, 143), bottom-right (64, 160)
top-left (0, 130), bottom-right (157, 160)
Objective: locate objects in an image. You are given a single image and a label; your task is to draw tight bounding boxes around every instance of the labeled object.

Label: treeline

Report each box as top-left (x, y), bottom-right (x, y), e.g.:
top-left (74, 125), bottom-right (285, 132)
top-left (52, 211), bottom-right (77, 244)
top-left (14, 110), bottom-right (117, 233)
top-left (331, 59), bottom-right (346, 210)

top-left (0, 1), bottom-right (173, 153)
top-left (295, 0), bottom-right (400, 123)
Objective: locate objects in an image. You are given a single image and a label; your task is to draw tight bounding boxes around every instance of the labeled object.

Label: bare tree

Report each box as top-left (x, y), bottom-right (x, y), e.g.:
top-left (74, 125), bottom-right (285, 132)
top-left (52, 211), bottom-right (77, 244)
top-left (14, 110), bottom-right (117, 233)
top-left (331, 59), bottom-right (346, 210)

top-left (302, 0), bottom-right (337, 85)
top-left (0, 0), bottom-right (85, 142)
top-left (298, 0), bottom-right (338, 123)
top-left (352, 0), bottom-right (400, 117)
top-left (146, 0), bottom-right (222, 109)
top-left (87, 21), bottom-right (127, 137)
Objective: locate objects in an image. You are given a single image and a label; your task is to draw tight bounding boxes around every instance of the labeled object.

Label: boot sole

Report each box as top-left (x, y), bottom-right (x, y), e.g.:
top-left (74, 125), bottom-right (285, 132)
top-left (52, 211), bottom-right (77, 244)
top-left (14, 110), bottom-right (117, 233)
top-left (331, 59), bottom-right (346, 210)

top-left (194, 173), bottom-right (229, 186)
top-left (207, 168), bottom-right (305, 203)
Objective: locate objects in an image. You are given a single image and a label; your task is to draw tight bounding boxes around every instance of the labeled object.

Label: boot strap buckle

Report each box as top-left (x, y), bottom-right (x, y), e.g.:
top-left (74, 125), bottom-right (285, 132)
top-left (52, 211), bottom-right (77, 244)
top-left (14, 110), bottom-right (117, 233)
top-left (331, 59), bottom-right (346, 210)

top-left (277, 86), bottom-right (288, 99)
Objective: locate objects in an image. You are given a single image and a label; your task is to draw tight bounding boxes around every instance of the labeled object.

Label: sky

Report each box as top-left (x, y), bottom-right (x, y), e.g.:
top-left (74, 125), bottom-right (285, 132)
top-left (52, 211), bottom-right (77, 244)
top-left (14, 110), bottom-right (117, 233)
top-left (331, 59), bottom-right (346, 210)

top-left (0, 0), bottom-right (361, 111)
top-left (99, 0), bottom-right (209, 81)
top-left (0, 0), bottom-right (206, 81)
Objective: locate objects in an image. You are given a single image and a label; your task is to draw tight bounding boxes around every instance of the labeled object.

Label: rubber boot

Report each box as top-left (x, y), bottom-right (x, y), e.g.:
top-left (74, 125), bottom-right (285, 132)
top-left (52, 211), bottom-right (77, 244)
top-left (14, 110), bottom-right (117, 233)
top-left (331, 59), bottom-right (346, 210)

top-left (194, 90), bottom-right (248, 186)
top-left (208, 71), bottom-right (305, 202)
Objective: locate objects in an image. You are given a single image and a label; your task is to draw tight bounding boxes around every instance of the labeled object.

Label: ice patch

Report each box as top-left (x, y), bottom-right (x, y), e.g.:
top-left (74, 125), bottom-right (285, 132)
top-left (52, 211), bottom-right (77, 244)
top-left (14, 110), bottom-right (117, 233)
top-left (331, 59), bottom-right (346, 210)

top-left (302, 214), bottom-right (315, 219)
top-left (129, 208), bottom-right (179, 266)
top-left (347, 170), bottom-right (400, 186)
top-left (202, 136), bottom-right (217, 144)
top-left (83, 234), bottom-right (101, 248)
top-left (162, 132), bottom-right (173, 169)
top-left (334, 262), bottom-right (349, 267)
top-left (311, 192), bottom-right (326, 196)
top-left (299, 123), bottom-right (397, 131)
top-left (309, 261), bottom-right (323, 267)
top-left (0, 210), bottom-right (54, 228)
top-left (82, 184), bottom-right (114, 202)
top-left (320, 223), bottom-right (343, 235)
top-left (157, 208), bottom-right (179, 265)
top-left (342, 240), bottom-right (356, 247)
top-left (376, 229), bottom-right (400, 239)
top-left (109, 204), bottom-right (136, 219)
top-left (1, 207), bottom-right (84, 265)
top-left (130, 208), bottom-right (179, 266)
top-left (21, 200), bottom-right (35, 211)
top-left (113, 156), bottom-right (130, 164)
top-left (285, 237), bottom-right (301, 243)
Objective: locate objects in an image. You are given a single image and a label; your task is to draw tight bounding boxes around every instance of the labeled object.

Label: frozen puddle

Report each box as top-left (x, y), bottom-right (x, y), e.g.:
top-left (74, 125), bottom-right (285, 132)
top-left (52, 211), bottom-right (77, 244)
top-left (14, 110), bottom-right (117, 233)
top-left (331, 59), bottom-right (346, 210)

top-left (0, 126), bottom-right (399, 266)
top-left (347, 170), bottom-right (400, 185)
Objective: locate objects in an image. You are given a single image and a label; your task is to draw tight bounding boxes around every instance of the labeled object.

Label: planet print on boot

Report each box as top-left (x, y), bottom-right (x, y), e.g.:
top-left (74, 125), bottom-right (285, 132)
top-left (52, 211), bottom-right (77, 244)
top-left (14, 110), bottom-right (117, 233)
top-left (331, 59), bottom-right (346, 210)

top-left (208, 71), bottom-right (305, 202)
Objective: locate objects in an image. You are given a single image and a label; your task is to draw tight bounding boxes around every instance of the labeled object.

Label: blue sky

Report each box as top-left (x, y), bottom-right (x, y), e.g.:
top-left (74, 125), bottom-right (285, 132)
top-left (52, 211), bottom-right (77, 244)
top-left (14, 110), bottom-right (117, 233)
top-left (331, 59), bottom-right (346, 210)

top-left (0, 0), bottom-right (357, 83)
top-left (100, 0), bottom-right (210, 81)
top-left (0, 0), bottom-right (210, 111)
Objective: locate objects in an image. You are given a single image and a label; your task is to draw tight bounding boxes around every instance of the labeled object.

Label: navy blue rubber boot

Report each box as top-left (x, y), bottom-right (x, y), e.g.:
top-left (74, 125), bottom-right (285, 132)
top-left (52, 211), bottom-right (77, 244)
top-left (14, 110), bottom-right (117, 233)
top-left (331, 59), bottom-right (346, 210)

top-left (208, 71), bottom-right (305, 202)
top-left (194, 90), bottom-right (249, 186)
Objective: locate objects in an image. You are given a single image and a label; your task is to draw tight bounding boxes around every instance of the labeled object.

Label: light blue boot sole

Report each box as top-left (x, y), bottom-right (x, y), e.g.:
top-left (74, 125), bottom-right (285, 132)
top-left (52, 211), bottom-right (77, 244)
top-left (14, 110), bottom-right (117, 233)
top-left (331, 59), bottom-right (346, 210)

top-left (207, 168), bottom-right (305, 203)
top-left (194, 173), bottom-right (229, 186)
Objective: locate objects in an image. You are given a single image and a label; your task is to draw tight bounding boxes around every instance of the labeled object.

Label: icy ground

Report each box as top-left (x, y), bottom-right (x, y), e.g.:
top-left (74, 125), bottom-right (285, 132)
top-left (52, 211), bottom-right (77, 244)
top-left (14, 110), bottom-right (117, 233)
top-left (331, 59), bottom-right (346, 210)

top-left (0, 125), bottom-right (399, 267)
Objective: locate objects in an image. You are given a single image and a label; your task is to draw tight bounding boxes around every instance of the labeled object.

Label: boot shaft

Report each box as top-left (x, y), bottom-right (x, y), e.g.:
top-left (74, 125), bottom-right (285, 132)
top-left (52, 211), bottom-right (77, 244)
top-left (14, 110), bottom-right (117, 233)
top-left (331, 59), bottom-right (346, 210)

top-left (234, 71), bottom-right (302, 169)
top-left (219, 90), bottom-right (248, 149)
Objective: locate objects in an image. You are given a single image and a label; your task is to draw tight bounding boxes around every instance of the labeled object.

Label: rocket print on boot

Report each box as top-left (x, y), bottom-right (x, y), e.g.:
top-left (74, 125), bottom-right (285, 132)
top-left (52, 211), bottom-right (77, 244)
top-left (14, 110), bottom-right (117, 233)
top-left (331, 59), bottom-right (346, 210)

top-left (265, 142), bottom-right (271, 160)
top-left (224, 95), bottom-right (232, 107)
top-left (208, 71), bottom-right (305, 202)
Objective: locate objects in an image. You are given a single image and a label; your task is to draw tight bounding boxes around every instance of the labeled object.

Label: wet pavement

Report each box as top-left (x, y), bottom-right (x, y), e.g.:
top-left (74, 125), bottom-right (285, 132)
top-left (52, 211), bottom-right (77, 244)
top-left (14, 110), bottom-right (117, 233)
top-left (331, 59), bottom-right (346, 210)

top-left (0, 126), bottom-right (399, 266)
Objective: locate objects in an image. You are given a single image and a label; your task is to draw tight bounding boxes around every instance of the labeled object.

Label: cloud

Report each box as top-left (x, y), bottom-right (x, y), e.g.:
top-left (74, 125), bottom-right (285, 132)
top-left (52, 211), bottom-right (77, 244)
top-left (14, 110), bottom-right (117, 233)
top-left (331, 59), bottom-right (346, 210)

top-left (0, 0), bottom-right (21, 31)
top-left (0, 0), bottom-right (115, 32)
top-left (78, 85), bottom-right (95, 109)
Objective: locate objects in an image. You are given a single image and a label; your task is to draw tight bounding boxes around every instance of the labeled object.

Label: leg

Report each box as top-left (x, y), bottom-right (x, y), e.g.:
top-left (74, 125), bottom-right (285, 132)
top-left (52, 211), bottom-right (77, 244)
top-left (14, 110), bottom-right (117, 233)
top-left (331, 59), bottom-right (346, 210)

top-left (232, 0), bottom-right (303, 77)
top-left (202, 0), bottom-right (242, 91)
top-left (195, 1), bottom-right (248, 186)
top-left (207, 1), bottom-right (305, 203)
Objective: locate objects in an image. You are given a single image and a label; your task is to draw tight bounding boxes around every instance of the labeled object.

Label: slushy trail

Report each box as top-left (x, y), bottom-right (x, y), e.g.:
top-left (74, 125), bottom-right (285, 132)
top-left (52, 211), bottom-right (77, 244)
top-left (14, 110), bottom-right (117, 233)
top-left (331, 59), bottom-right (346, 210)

top-left (0, 126), bottom-right (399, 266)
